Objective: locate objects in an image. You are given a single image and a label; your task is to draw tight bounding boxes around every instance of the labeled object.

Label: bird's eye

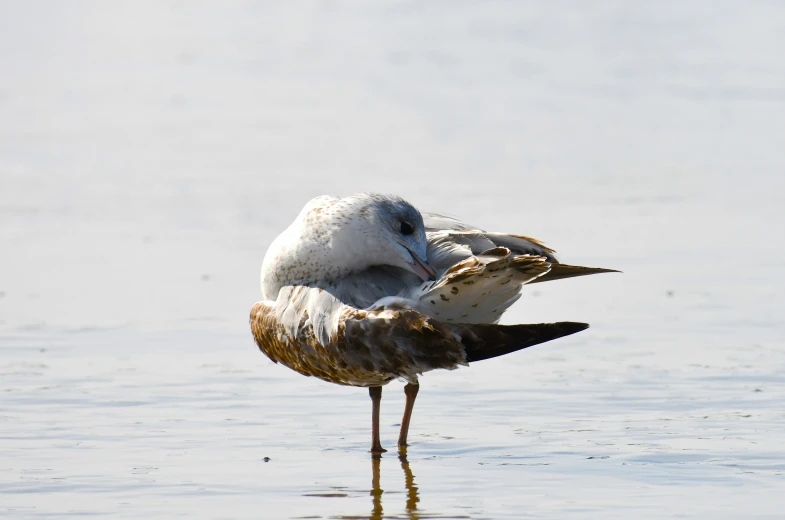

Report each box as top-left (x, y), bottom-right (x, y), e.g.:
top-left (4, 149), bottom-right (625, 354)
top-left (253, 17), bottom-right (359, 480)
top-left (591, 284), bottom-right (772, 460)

top-left (400, 221), bottom-right (414, 235)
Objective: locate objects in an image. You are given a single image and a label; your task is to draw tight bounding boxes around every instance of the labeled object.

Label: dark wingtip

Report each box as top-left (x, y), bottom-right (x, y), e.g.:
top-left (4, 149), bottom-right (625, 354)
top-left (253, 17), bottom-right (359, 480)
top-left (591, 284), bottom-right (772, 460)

top-left (528, 264), bottom-right (620, 284)
top-left (564, 321), bottom-right (590, 333)
top-left (463, 321), bottom-right (590, 363)
top-left (529, 321), bottom-right (590, 341)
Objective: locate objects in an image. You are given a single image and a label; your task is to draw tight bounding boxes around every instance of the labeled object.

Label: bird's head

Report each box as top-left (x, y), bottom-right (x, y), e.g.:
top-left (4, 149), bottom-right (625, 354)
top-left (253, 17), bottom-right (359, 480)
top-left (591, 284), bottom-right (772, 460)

top-left (354, 194), bottom-right (436, 282)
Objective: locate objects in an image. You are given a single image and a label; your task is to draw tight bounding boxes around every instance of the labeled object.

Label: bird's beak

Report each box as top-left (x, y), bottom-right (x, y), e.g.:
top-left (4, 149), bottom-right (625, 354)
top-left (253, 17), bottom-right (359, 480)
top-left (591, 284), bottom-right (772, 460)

top-left (408, 250), bottom-right (437, 282)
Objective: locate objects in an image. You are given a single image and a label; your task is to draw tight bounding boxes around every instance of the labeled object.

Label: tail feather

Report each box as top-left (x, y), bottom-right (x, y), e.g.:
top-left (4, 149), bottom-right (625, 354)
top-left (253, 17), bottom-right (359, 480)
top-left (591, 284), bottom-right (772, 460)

top-left (455, 321), bottom-right (590, 362)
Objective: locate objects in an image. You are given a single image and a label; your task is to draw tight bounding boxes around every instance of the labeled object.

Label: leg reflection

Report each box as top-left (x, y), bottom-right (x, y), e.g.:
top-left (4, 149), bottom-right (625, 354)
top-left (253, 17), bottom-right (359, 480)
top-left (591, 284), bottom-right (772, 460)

top-left (399, 448), bottom-right (420, 518)
top-left (370, 456), bottom-right (383, 520)
top-left (369, 450), bottom-right (421, 520)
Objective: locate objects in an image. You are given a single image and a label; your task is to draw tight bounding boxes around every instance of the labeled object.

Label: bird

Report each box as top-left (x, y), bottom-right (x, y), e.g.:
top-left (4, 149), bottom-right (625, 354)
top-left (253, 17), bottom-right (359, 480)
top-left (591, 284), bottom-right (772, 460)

top-left (250, 193), bottom-right (616, 454)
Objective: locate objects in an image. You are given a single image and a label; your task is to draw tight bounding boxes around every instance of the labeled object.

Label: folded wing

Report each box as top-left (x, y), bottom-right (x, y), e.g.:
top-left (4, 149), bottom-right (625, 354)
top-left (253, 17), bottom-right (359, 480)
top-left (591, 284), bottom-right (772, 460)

top-left (250, 285), bottom-right (588, 387)
top-left (410, 247), bottom-right (551, 323)
top-left (419, 213), bottom-right (618, 321)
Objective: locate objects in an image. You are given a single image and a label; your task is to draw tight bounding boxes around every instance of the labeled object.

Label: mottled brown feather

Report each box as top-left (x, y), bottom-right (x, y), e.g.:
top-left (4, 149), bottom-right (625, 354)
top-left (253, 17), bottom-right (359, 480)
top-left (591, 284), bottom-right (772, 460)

top-left (250, 292), bottom-right (468, 387)
top-left (251, 287), bottom-right (591, 387)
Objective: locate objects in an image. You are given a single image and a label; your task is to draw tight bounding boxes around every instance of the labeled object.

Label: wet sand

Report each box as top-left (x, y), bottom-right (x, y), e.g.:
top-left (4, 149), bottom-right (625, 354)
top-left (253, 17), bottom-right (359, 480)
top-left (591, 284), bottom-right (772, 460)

top-left (1, 2), bottom-right (784, 518)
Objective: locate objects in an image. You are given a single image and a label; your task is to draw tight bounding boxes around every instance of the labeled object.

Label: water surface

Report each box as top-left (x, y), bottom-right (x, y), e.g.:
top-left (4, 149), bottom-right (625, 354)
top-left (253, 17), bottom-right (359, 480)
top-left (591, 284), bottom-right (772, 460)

top-left (1, 2), bottom-right (784, 518)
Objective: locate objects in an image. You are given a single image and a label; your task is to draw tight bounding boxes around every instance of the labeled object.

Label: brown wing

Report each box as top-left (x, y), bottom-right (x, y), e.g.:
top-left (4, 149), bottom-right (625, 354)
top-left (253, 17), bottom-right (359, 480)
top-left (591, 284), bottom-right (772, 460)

top-left (250, 286), bottom-right (589, 387)
top-left (250, 294), bottom-right (466, 387)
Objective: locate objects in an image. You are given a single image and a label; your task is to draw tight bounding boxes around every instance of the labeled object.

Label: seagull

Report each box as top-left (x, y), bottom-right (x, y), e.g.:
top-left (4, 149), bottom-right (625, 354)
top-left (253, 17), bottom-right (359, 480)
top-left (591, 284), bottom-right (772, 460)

top-left (250, 193), bottom-right (616, 454)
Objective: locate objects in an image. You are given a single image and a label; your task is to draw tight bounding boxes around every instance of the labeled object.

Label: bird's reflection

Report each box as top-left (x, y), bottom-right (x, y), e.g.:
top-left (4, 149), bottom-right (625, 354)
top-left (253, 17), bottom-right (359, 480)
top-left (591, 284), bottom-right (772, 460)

top-left (370, 448), bottom-right (420, 520)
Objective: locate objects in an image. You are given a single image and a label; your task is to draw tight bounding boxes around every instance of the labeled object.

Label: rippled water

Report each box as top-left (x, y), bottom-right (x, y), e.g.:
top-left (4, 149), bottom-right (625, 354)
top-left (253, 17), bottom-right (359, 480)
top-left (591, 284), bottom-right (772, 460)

top-left (2, 2), bottom-right (784, 518)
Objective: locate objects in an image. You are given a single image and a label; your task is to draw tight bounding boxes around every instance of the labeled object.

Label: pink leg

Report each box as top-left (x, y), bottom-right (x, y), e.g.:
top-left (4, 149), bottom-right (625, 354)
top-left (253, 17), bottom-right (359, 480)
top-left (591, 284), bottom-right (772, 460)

top-left (369, 386), bottom-right (387, 455)
top-left (397, 383), bottom-right (420, 447)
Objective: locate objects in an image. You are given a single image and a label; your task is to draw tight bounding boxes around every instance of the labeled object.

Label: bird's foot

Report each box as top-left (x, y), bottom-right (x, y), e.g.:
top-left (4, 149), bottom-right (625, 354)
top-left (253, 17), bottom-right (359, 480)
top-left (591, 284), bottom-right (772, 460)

top-left (371, 446), bottom-right (387, 459)
top-left (370, 444), bottom-right (387, 458)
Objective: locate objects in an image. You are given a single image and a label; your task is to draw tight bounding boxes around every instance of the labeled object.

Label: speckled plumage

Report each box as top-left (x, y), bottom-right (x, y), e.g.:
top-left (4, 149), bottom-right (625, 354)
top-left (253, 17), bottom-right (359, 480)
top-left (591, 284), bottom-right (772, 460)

top-left (250, 286), bottom-right (467, 386)
top-left (250, 193), bottom-right (616, 451)
top-left (252, 193), bottom-right (616, 384)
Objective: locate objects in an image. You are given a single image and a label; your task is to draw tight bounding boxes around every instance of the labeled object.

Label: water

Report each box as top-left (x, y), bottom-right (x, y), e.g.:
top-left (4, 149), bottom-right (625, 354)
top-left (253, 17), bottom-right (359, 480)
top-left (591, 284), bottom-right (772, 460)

top-left (1, 1), bottom-right (784, 518)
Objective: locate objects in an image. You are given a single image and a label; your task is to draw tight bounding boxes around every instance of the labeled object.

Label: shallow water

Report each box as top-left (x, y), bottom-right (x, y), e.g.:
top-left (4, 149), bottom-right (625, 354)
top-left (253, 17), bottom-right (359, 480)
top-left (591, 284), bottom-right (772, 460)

top-left (1, 1), bottom-right (784, 518)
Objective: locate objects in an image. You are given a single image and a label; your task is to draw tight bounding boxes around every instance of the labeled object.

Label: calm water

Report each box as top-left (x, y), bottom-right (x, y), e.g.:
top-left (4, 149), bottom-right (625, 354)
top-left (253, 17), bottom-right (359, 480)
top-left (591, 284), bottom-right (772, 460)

top-left (2, 2), bottom-right (784, 518)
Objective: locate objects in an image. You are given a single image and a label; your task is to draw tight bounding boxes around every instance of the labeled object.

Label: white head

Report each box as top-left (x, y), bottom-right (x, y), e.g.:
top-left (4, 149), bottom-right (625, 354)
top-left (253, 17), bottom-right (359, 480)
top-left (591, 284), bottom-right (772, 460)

top-left (262, 193), bottom-right (436, 298)
top-left (332, 193), bottom-right (436, 281)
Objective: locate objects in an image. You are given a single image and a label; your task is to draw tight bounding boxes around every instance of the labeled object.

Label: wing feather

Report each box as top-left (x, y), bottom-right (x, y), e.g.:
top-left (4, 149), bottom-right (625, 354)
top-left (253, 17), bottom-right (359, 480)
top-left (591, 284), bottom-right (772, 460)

top-left (410, 248), bottom-right (551, 323)
top-left (251, 286), bottom-right (467, 386)
top-left (251, 287), bottom-right (589, 387)
top-left (251, 286), bottom-right (590, 387)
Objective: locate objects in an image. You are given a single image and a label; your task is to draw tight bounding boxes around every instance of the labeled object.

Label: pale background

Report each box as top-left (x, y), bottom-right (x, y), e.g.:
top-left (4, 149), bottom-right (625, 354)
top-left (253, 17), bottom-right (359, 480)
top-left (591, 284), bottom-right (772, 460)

top-left (1, 1), bottom-right (784, 518)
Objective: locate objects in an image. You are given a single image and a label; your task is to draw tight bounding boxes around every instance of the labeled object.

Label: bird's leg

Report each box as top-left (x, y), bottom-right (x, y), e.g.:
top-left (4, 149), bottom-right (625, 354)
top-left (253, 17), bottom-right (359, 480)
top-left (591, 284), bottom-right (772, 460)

top-left (397, 382), bottom-right (420, 447)
top-left (369, 386), bottom-right (386, 455)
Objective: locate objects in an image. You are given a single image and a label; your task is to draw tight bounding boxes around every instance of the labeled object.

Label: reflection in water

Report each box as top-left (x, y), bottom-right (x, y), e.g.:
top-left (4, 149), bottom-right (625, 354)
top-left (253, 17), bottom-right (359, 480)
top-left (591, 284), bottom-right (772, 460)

top-left (370, 449), bottom-right (420, 520)
top-left (400, 452), bottom-right (419, 516)
top-left (371, 455), bottom-right (383, 519)
top-left (370, 455), bottom-right (383, 519)
top-left (323, 450), bottom-right (470, 519)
